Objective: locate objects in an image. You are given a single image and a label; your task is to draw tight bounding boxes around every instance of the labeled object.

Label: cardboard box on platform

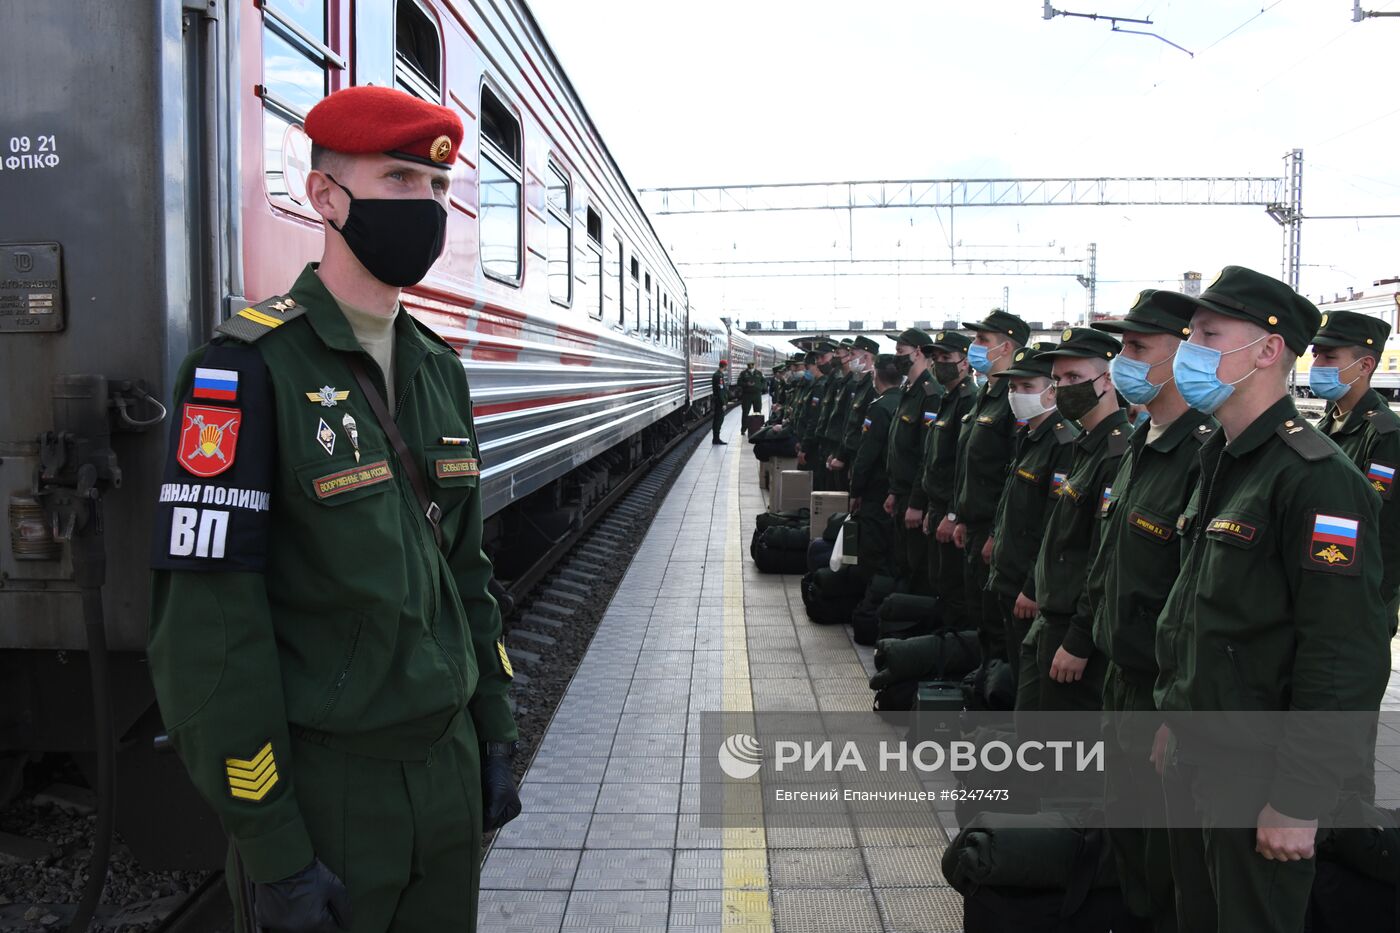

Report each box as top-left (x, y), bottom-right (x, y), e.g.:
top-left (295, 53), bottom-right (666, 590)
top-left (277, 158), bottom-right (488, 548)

top-left (777, 470), bottom-right (813, 512)
top-left (809, 491), bottom-right (849, 541)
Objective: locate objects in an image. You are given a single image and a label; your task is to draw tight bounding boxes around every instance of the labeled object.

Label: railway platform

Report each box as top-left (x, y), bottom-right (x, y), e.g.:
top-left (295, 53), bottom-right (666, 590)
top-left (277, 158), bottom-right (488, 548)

top-left (478, 408), bottom-right (1400, 933)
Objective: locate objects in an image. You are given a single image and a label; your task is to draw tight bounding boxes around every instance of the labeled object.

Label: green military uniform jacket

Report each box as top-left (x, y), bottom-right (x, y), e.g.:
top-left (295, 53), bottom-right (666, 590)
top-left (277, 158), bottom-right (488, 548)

top-left (1318, 388), bottom-right (1400, 622)
top-left (911, 375), bottom-right (976, 514)
top-left (1032, 408), bottom-right (1131, 657)
top-left (711, 368), bottom-right (728, 405)
top-left (147, 266), bottom-right (516, 883)
top-left (738, 368), bottom-right (764, 399)
top-left (886, 370), bottom-right (941, 500)
top-left (838, 374), bottom-right (876, 463)
top-left (989, 415), bottom-right (1078, 600)
top-left (1155, 397), bottom-right (1389, 819)
top-left (1089, 409), bottom-right (1216, 678)
top-left (815, 371), bottom-right (851, 448)
top-left (823, 371), bottom-right (859, 451)
top-left (951, 376), bottom-right (1016, 528)
top-left (851, 387), bottom-right (900, 505)
top-left (797, 374), bottom-right (828, 452)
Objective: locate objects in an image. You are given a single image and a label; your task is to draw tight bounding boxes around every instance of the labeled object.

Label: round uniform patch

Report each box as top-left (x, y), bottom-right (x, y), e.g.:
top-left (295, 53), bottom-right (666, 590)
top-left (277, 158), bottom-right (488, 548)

top-left (1015, 351), bottom-right (1026, 362)
top-left (429, 134), bottom-right (453, 163)
top-left (177, 403), bottom-right (241, 478)
top-left (1062, 328), bottom-right (1074, 341)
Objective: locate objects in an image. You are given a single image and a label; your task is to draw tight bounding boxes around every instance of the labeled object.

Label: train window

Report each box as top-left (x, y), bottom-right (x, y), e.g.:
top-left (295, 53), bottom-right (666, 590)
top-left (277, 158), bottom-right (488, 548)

top-left (479, 85), bottom-right (522, 285)
top-left (395, 0), bottom-right (441, 99)
top-left (614, 235), bottom-right (624, 326)
top-left (260, 1), bottom-right (338, 202)
top-left (546, 162), bottom-right (572, 306)
top-left (583, 240), bottom-right (603, 320)
top-left (586, 207), bottom-right (602, 244)
top-left (630, 259), bottom-right (641, 333)
top-left (646, 284), bottom-right (654, 340)
top-left (354, 1), bottom-right (394, 87)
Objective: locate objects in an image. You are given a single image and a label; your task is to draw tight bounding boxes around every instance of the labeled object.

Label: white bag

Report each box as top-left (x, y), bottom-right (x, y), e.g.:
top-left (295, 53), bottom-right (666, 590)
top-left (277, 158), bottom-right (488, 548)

top-left (829, 527), bottom-right (844, 572)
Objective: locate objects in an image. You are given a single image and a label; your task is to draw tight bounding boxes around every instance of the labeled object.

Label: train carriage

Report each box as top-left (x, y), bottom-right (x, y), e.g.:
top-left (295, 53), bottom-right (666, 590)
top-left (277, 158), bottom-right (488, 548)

top-left (0, 0), bottom-right (704, 869)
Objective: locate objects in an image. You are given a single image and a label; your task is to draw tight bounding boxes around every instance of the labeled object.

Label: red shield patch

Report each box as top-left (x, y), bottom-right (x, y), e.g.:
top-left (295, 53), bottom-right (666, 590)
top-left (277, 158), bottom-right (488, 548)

top-left (177, 404), bottom-right (241, 478)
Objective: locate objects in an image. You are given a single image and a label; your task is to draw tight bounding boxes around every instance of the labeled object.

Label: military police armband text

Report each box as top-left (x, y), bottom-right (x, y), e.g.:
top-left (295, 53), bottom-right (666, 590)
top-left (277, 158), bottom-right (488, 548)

top-left (150, 343), bottom-right (275, 572)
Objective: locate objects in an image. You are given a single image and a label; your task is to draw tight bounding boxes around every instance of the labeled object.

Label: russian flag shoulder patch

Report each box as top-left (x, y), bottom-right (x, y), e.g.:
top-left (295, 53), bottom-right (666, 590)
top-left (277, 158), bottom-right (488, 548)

top-left (1307, 511), bottom-right (1361, 574)
top-left (193, 367), bottom-right (239, 402)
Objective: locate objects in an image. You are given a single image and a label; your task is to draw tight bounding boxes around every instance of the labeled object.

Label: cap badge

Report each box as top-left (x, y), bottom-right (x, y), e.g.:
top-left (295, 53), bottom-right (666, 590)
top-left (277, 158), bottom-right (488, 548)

top-left (429, 134), bottom-right (453, 163)
top-left (1015, 351), bottom-right (1026, 361)
top-left (1182, 327), bottom-right (1191, 336)
top-left (1320, 313), bottom-right (1329, 327)
top-left (1062, 328), bottom-right (1074, 341)
top-left (1268, 315), bottom-right (1279, 326)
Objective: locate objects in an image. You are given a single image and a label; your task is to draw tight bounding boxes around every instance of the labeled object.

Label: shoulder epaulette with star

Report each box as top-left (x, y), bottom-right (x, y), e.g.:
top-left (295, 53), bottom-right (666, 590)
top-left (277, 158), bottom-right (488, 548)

top-left (1190, 421), bottom-right (1218, 445)
top-left (1276, 418), bottom-right (1338, 462)
top-left (1106, 425), bottom-right (1132, 456)
top-left (1363, 406), bottom-right (1400, 436)
top-left (1051, 420), bottom-right (1077, 444)
top-left (215, 295), bottom-right (306, 343)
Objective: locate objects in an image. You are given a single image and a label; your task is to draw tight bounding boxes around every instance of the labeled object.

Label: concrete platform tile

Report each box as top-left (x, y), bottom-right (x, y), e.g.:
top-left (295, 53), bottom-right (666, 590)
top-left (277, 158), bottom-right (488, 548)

top-left (768, 847), bottom-right (867, 888)
top-left (603, 755), bottom-right (684, 784)
top-left (584, 811), bottom-right (678, 849)
top-left (479, 848), bottom-right (580, 891)
top-left (874, 886), bottom-right (967, 932)
top-left (771, 887), bottom-right (880, 933)
top-left (526, 757), bottom-right (610, 784)
top-left (518, 782), bottom-right (600, 814)
top-left (560, 889), bottom-right (670, 931)
top-left (571, 848), bottom-right (674, 890)
top-left (595, 781), bottom-right (681, 814)
top-left (492, 811), bottom-right (592, 849)
top-left (476, 889), bottom-right (569, 933)
top-left (864, 846), bottom-right (946, 887)
top-left (610, 731), bottom-right (686, 758)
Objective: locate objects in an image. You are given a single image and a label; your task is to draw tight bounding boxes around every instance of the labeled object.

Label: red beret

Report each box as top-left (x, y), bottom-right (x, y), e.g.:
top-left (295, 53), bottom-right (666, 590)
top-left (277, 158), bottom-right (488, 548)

top-left (305, 86), bottom-right (463, 168)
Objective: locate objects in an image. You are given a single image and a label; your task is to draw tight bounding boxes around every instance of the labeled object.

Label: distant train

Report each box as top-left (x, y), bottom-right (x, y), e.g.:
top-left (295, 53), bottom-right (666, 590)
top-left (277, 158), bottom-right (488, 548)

top-left (0, 0), bottom-right (790, 869)
top-left (1294, 338), bottom-right (1400, 400)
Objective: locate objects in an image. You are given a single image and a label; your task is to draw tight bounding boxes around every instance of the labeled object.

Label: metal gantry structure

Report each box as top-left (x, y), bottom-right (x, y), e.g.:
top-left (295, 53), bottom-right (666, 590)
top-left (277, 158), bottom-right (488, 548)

top-left (638, 151), bottom-right (1308, 318)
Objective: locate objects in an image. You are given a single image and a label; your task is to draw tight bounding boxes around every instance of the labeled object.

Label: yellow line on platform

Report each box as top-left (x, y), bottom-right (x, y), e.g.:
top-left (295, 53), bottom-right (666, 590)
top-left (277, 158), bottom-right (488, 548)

top-left (721, 438), bottom-right (774, 931)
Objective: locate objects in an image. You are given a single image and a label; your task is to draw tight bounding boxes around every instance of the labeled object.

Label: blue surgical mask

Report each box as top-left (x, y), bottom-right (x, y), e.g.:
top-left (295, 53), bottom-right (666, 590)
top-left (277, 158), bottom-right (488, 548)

top-left (1308, 358), bottom-right (1364, 402)
top-left (1134, 410), bottom-right (1152, 429)
top-left (1172, 335), bottom-right (1265, 414)
top-left (1109, 350), bottom-right (1175, 405)
top-left (967, 344), bottom-right (991, 374)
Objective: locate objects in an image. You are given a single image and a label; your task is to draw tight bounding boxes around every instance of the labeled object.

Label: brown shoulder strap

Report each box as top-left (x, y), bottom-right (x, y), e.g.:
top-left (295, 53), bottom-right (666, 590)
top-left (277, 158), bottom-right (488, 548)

top-left (343, 354), bottom-right (442, 548)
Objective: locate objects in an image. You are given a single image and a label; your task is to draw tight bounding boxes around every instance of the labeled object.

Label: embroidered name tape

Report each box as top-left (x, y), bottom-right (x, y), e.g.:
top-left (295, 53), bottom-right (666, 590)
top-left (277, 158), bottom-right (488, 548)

top-left (436, 457), bottom-right (480, 478)
top-left (313, 460), bottom-right (393, 499)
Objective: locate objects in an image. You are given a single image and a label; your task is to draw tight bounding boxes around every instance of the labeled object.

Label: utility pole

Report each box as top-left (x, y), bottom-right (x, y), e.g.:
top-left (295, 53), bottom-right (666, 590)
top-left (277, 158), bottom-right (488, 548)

top-left (1076, 242), bottom-right (1097, 324)
top-left (1354, 0), bottom-right (1400, 20)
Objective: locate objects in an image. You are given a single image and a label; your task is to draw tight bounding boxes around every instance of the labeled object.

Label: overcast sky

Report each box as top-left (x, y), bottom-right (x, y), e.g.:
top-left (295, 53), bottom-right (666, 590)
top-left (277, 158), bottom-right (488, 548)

top-left (530, 0), bottom-right (1400, 330)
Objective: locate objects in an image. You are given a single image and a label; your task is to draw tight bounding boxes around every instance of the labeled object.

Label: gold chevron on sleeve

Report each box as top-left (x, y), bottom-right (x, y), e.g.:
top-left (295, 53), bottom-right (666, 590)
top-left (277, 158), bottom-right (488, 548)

top-left (225, 741), bottom-right (279, 801)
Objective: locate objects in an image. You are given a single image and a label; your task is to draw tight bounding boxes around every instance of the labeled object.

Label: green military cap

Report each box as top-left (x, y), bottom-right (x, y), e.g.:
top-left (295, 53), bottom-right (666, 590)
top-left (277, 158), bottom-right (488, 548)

top-left (771, 364), bottom-right (784, 374)
top-left (803, 351), bottom-right (819, 364)
top-left (789, 351), bottom-right (806, 362)
top-left (813, 338), bottom-right (838, 353)
top-left (930, 330), bottom-right (973, 353)
top-left (1000, 341), bottom-right (1060, 378)
top-left (1091, 289), bottom-right (1195, 339)
top-left (1178, 265), bottom-right (1320, 355)
top-left (1040, 326), bottom-right (1121, 361)
top-left (852, 334), bottom-right (881, 354)
top-left (888, 327), bottom-right (934, 348)
top-left (961, 309), bottom-right (1031, 346)
top-left (1312, 309), bottom-right (1391, 351)
top-left (839, 336), bottom-right (855, 346)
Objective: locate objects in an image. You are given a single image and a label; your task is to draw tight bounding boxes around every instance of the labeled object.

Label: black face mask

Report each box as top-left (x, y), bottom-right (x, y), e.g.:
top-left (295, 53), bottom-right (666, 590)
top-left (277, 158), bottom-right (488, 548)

top-left (933, 361), bottom-right (963, 385)
top-left (327, 176), bottom-right (448, 288)
top-left (894, 354), bottom-right (914, 377)
top-left (1055, 376), bottom-right (1105, 422)
top-left (820, 360), bottom-right (838, 376)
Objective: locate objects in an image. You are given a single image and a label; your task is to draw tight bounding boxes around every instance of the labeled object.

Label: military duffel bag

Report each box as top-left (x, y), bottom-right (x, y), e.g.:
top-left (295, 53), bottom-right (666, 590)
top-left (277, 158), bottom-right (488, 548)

top-left (868, 630), bottom-right (980, 690)
top-left (963, 658), bottom-right (1018, 714)
top-left (801, 570), bottom-right (861, 626)
top-left (821, 510), bottom-right (848, 543)
top-left (851, 574), bottom-right (900, 647)
top-left (807, 537), bottom-right (834, 573)
top-left (876, 593), bottom-right (943, 640)
top-left (942, 810), bottom-right (1129, 933)
top-left (751, 525), bottom-right (810, 574)
top-left (755, 508), bottom-right (809, 532)
top-left (753, 434), bottom-right (798, 460)
top-left (1308, 794), bottom-right (1400, 932)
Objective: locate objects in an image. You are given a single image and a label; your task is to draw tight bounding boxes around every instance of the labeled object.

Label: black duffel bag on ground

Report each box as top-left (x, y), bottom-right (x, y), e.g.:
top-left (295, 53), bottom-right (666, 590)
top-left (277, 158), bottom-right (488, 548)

top-left (963, 658), bottom-right (1018, 715)
top-left (806, 537), bottom-right (834, 573)
top-left (942, 810), bottom-right (1132, 933)
top-left (753, 434), bottom-right (798, 460)
top-left (1307, 795), bottom-right (1400, 932)
top-left (751, 525), bottom-right (811, 574)
top-left (755, 508), bottom-right (809, 532)
top-left (822, 510), bottom-right (848, 543)
top-left (852, 575), bottom-right (901, 646)
top-left (869, 630), bottom-right (980, 690)
top-left (801, 568), bottom-right (863, 626)
top-left (876, 593), bottom-right (943, 640)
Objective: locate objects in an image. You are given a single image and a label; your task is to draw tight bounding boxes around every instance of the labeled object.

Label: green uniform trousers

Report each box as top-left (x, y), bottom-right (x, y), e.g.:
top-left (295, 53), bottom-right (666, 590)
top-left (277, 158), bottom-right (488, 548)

top-left (1163, 737), bottom-right (1313, 933)
top-left (997, 591), bottom-right (1029, 673)
top-left (890, 499), bottom-right (929, 594)
top-left (928, 535), bottom-right (965, 628)
top-left (962, 524), bottom-right (999, 664)
top-left (1102, 664), bottom-right (1176, 933)
top-left (855, 505), bottom-right (894, 584)
top-left (741, 394), bottom-right (763, 424)
top-left (231, 716), bottom-right (483, 933)
top-left (1015, 613), bottom-right (1107, 713)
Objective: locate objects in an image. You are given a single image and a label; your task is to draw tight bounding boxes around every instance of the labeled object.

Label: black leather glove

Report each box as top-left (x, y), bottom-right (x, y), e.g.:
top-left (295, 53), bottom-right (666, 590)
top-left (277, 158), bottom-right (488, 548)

top-left (253, 859), bottom-right (352, 933)
top-left (481, 743), bottom-right (522, 832)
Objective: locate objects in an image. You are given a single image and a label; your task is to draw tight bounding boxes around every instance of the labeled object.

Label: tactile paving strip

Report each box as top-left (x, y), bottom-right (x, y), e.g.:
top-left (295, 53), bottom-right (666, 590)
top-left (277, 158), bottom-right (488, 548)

top-left (492, 811), bottom-right (592, 849)
top-left (560, 889), bottom-right (670, 931)
top-left (583, 811), bottom-right (678, 849)
top-left (476, 889), bottom-right (569, 933)
top-left (863, 846), bottom-right (947, 887)
top-left (478, 848), bottom-right (581, 891)
top-left (768, 847), bottom-right (867, 888)
top-left (772, 887), bottom-right (882, 933)
top-left (571, 848), bottom-right (673, 890)
top-left (873, 886), bottom-right (967, 932)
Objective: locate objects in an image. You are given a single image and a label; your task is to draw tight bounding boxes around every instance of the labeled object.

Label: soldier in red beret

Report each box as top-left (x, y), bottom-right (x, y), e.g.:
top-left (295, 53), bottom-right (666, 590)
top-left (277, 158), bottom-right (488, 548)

top-left (148, 85), bottom-right (519, 933)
